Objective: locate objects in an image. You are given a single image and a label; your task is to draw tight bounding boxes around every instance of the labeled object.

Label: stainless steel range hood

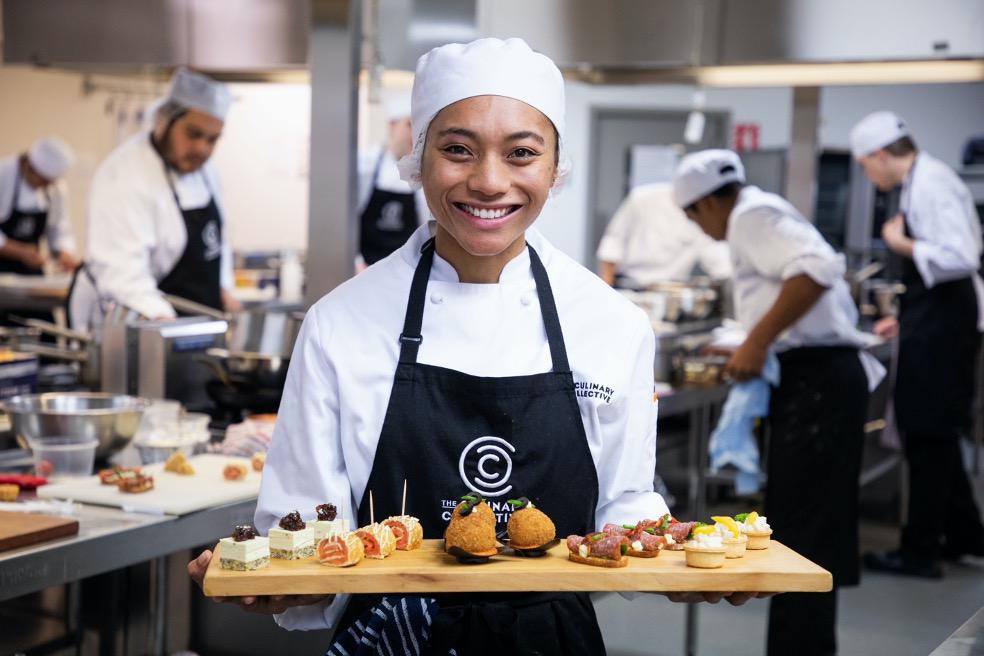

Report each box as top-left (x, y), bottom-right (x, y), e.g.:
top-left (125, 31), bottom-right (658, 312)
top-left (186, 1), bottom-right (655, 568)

top-left (1, 0), bottom-right (310, 72)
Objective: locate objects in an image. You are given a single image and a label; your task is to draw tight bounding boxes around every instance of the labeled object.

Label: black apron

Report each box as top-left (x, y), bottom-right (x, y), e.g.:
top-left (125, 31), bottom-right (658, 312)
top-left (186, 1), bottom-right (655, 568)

top-left (337, 238), bottom-right (605, 655)
top-left (1, 161), bottom-right (48, 276)
top-left (892, 163), bottom-right (980, 435)
top-left (154, 139), bottom-right (223, 311)
top-left (358, 152), bottom-right (418, 266)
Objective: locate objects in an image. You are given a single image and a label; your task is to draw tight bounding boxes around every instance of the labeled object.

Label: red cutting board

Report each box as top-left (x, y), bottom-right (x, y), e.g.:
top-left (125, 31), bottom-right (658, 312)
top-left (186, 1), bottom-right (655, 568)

top-left (0, 510), bottom-right (79, 552)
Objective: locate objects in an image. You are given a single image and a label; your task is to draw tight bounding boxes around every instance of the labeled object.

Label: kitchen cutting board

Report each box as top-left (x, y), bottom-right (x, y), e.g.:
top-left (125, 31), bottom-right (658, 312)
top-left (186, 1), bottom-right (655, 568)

top-left (203, 539), bottom-right (831, 596)
top-left (37, 454), bottom-right (261, 516)
top-left (0, 510), bottom-right (79, 552)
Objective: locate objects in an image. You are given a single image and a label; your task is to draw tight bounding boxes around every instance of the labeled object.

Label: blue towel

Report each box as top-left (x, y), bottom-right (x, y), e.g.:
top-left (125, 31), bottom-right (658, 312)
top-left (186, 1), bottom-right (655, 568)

top-left (707, 352), bottom-right (780, 495)
top-left (326, 596), bottom-right (439, 656)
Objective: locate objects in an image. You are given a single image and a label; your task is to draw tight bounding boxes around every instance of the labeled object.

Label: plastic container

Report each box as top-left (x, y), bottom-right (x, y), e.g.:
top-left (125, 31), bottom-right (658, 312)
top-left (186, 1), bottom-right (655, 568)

top-left (278, 249), bottom-right (304, 302)
top-left (28, 436), bottom-right (98, 481)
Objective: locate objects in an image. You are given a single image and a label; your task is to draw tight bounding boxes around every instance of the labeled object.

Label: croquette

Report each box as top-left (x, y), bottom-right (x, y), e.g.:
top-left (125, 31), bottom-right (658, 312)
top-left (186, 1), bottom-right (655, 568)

top-left (506, 498), bottom-right (556, 548)
top-left (444, 495), bottom-right (498, 556)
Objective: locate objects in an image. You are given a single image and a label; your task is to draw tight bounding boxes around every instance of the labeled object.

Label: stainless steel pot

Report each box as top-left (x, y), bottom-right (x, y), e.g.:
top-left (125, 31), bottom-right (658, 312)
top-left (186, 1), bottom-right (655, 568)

top-left (197, 348), bottom-right (290, 390)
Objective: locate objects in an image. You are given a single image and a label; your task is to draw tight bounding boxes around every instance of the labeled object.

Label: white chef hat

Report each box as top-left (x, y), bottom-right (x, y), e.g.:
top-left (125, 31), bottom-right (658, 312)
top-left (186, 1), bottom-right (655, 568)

top-left (27, 136), bottom-right (75, 180)
top-left (384, 91), bottom-right (412, 121)
top-left (849, 111), bottom-right (910, 158)
top-left (396, 37), bottom-right (572, 194)
top-left (165, 67), bottom-right (232, 121)
top-left (673, 149), bottom-right (746, 208)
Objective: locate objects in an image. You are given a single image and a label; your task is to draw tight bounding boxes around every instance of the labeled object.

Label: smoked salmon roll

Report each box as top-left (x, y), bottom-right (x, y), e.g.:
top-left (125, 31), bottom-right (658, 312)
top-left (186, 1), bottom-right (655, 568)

top-left (355, 523), bottom-right (397, 559)
top-left (382, 515), bottom-right (423, 550)
top-left (317, 531), bottom-right (364, 567)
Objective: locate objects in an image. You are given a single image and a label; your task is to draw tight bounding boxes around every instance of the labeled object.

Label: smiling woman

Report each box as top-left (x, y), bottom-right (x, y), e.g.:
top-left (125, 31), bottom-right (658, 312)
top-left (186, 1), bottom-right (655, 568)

top-left (189, 37), bottom-right (765, 656)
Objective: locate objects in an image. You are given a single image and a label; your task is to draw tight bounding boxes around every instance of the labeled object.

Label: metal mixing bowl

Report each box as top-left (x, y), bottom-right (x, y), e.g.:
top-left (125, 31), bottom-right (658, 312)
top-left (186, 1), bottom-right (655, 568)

top-left (3, 392), bottom-right (151, 461)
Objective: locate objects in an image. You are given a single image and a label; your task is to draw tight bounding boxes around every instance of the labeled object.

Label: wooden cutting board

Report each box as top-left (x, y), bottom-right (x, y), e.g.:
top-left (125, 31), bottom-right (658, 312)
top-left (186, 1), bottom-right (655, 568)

top-left (203, 539), bottom-right (831, 596)
top-left (37, 454), bottom-right (261, 516)
top-left (0, 510), bottom-right (79, 552)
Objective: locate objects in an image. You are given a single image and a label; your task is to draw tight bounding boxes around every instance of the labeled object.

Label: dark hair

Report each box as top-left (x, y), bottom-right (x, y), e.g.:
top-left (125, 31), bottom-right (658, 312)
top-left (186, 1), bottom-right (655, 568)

top-left (709, 181), bottom-right (743, 200)
top-left (884, 135), bottom-right (917, 156)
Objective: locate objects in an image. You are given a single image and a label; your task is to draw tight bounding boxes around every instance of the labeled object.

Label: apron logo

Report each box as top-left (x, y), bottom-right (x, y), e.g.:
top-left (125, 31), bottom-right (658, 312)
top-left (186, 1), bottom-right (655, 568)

top-left (574, 380), bottom-right (615, 403)
top-left (376, 201), bottom-right (406, 231)
top-left (13, 217), bottom-right (36, 239)
top-left (202, 220), bottom-right (221, 261)
top-left (458, 436), bottom-right (515, 498)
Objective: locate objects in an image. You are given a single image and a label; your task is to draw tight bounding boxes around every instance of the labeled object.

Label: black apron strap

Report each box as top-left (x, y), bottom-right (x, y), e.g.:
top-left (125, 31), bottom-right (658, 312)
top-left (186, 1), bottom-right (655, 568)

top-left (398, 239), bottom-right (571, 373)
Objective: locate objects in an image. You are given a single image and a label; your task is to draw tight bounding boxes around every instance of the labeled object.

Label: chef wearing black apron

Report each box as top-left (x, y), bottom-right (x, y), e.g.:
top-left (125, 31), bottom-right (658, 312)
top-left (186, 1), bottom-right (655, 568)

top-left (359, 151), bottom-right (419, 266)
top-left (335, 239), bottom-right (605, 654)
top-left (1, 164), bottom-right (47, 276)
top-left (851, 111), bottom-right (984, 577)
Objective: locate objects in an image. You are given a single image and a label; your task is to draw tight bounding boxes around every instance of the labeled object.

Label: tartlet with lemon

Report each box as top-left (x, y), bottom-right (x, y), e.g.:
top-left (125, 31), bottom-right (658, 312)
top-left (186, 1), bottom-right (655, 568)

top-left (710, 515), bottom-right (748, 559)
top-left (683, 526), bottom-right (727, 568)
top-left (736, 511), bottom-right (772, 550)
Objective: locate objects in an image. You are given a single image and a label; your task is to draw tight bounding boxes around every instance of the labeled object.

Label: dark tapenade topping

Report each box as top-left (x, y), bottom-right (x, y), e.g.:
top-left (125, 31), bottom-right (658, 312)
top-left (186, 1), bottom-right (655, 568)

top-left (279, 510), bottom-right (306, 531)
top-left (507, 496), bottom-right (533, 510)
top-left (232, 525), bottom-right (257, 541)
top-left (316, 503), bottom-right (337, 521)
top-left (458, 493), bottom-right (484, 517)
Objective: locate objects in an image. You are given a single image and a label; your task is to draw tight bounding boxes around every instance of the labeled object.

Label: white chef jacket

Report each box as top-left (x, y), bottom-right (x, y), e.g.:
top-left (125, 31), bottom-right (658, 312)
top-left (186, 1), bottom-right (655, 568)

top-left (356, 143), bottom-right (429, 222)
top-left (596, 182), bottom-right (732, 285)
top-left (78, 132), bottom-right (234, 324)
top-left (257, 222), bottom-right (666, 631)
top-left (901, 152), bottom-right (984, 330)
top-left (0, 155), bottom-right (77, 254)
top-left (728, 186), bottom-right (871, 354)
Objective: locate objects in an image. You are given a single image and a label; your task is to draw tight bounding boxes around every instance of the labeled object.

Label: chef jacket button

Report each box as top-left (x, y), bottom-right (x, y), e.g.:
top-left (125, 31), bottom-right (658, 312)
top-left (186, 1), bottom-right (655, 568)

top-left (521, 294), bottom-right (535, 305)
top-left (430, 292), bottom-right (444, 304)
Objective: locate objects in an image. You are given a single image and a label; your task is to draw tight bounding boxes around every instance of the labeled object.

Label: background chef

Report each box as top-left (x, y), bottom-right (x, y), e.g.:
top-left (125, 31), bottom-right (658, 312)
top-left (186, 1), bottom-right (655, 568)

top-left (851, 111), bottom-right (984, 578)
top-left (673, 149), bottom-right (884, 656)
top-left (355, 91), bottom-right (428, 271)
top-left (190, 38), bottom-right (765, 654)
top-left (597, 181), bottom-right (732, 288)
top-left (68, 67), bottom-right (239, 333)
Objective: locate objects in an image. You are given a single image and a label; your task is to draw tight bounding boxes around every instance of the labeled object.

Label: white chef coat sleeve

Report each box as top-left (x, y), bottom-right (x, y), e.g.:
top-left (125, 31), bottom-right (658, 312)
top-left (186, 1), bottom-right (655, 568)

top-left (86, 172), bottom-right (176, 319)
top-left (732, 208), bottom-right (843, 287)
top-left (44, 180), bottom-right (77, 255)
top-left (595, 195), bottom-right (635, 264)
top-left (593, 310), bottom-right (668, 527)
top-left (910, 183), bottom-right (983, 287)
top-left (257, 309), bottom-right (352, 631)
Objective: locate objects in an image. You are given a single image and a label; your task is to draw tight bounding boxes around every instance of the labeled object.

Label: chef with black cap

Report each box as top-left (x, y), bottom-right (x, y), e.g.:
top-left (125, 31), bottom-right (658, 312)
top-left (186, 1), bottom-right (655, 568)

top-left (850, 111), bottom-right (984, 579)
top-left (673, 149), bottom-right (884, 656)
top-left (68, 67), bottom-right (239, 334)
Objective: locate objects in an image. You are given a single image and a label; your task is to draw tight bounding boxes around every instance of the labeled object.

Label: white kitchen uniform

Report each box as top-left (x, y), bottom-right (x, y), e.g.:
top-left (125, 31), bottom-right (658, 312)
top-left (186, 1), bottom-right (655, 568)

top-left (356, 143), bottom-right (428, 222)
top-left (597, 182), bottom-right (732, 286)
top-left (68, 132), bottom-right (234, 331)
top-left (257, 222), bottom-right (666, 631)
top-left (728, 185), bottom-right (874, 358)
top-left (902, 151), bottom-right (984, 330)
top-left (0, 155), bottom-right (76, 256)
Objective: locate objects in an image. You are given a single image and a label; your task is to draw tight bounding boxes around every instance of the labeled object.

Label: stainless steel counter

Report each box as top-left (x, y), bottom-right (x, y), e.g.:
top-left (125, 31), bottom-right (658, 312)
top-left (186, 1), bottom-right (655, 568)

top-left (930, 605), bottom-right (984, 656)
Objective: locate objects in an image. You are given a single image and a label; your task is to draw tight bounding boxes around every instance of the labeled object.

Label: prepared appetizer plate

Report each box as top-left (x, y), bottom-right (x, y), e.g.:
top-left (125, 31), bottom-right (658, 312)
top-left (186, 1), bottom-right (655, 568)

top-left (203, 538), bottom-right (830, 596)
top-left (37, 454), bottom-right (261, 515)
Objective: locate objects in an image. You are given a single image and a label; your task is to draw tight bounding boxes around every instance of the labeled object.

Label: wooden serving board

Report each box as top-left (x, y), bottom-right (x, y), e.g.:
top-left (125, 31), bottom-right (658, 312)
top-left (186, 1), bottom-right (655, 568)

top-left (37, 454), bottom-right (261, 516)
top-left (0, 510), bottom-right (79, 552)
top-left (203, 539), bottom-right (831, 596)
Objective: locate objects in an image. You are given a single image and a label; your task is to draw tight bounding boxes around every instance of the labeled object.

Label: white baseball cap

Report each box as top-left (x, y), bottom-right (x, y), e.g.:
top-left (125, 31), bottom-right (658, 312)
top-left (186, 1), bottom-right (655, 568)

top-left (397, 38), bottom-right (572, 194)
top-left (165, 67), bottom-right (232, 121)
top-left (850, 111), bottom-right (910, 158)
top-left (673, 149), bottom-right (746, 208)
top-left (28, 136), bottom-right (75, 180)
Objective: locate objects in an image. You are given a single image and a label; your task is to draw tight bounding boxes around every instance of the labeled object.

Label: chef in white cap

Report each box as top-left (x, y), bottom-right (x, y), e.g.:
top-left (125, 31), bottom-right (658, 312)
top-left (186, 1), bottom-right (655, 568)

top-left (189, 38), bottom-right (766, 653)
top-left (850, 111), bottom-right (984, 579)
top-left (673, 148), bottom-right (884, 656)
top-left (0, 136), bottom-right (80, 276)
top-left (67, 67), bottom-right (239, 333)
top-left (355, 91), bottom-right (428, 271)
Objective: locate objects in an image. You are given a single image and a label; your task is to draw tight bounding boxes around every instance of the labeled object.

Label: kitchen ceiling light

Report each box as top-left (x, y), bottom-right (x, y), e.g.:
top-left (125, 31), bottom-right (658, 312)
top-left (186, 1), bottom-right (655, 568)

top-left (695, 60), bottom-right (984, 87)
